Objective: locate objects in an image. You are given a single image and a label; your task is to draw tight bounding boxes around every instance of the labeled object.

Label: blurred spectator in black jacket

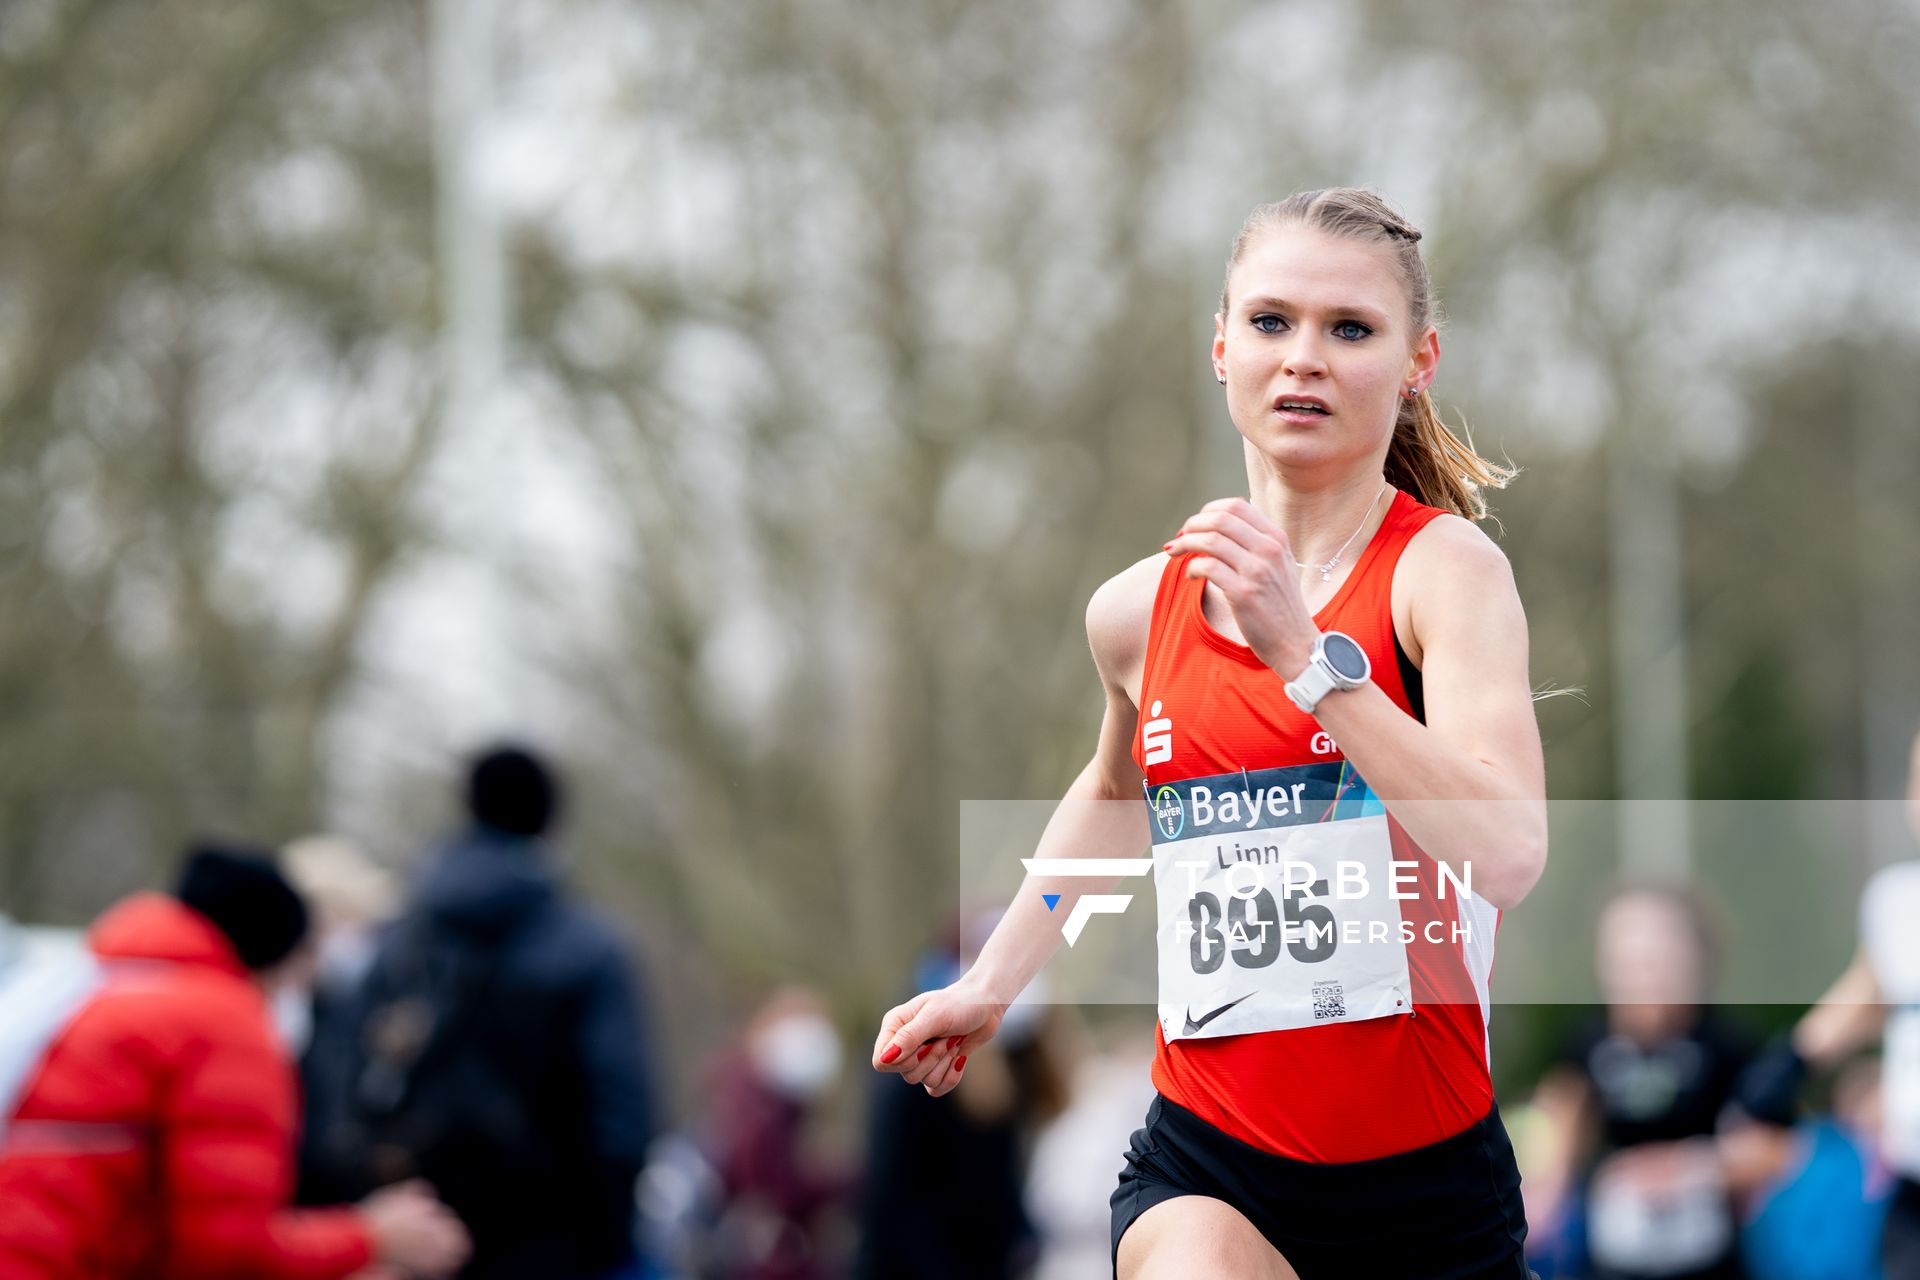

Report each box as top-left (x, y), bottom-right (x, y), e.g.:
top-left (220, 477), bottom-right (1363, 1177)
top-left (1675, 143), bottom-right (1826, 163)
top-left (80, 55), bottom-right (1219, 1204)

top-left (1526, 884), bottom-right (1755, 1280)
top-left (304, 744), bottom-right (659, 1280)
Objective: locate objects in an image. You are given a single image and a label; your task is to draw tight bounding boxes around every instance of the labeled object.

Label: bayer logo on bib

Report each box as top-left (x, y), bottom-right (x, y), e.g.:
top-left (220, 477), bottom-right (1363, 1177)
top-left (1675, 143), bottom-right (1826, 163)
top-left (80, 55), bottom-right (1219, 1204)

top-left (1151, 786), bottom-right (1185, 840)
top-left (1147, 762), bottom-right (1412, 1042)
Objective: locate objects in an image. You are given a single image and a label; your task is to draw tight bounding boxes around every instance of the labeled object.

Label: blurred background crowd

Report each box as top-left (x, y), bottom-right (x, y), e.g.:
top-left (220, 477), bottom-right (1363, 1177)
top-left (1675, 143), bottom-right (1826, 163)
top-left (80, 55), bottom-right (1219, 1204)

top-left (2, 0), bottom-right (1919, 1275)
top-left (7, 743), bottom-right (1918, 1277)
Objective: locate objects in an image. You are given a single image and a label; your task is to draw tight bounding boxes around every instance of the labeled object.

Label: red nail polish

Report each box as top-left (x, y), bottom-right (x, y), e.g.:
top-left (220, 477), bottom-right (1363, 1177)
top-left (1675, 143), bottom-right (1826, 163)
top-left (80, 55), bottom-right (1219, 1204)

top-left (954, 1056), bottom-right (968, 1072)
top-left (880, 1045), bottom-right (901, 1064)
top-left (917, 1044), bottom-right (932, 1060)
top-left (949, 1036), bottom-right (963, 1049)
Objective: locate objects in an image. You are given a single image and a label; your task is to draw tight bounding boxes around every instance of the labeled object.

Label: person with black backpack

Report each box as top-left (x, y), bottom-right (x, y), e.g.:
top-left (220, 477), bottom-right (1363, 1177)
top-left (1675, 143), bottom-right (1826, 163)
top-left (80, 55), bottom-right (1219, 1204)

top-left (306, 745), bottom-right (659, 1280)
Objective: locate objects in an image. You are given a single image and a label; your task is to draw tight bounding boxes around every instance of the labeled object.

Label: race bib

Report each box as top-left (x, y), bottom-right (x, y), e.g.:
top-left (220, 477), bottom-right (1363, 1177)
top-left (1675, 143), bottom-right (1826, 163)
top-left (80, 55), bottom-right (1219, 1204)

top-left (1147, 763), bottom-right (1412, 1043)
top-left (1586, 1141), bottom-right (1732, 1275)
top-left (1886, 1005), bottom-right (1920, 1178)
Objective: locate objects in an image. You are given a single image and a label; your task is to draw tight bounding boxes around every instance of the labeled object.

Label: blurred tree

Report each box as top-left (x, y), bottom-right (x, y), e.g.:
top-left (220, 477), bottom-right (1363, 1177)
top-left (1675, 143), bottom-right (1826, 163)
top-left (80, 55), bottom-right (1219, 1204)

top-left (0, 0), bottom-right (442, 914)
top-left (512, 0), bottom-right (1216, 1011)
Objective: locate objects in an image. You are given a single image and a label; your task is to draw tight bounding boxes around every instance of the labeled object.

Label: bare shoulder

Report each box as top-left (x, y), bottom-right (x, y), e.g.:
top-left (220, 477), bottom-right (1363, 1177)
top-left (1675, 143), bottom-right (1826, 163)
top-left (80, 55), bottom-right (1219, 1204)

top-left (1402, 511), bottom-right (1513, 573)
top-left (1401, 514), bottom-right (1519, 605)
top-left (1396, 514), bottom-right (1522, 663)
top-left (1086, 552), bottom-right (1168, 691)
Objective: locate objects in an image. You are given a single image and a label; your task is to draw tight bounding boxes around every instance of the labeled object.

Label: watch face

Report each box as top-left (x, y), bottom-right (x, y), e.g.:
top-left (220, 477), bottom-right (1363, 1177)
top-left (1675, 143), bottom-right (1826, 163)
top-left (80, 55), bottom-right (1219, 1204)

top-left (1321, 633), bottom-right (1369, 681)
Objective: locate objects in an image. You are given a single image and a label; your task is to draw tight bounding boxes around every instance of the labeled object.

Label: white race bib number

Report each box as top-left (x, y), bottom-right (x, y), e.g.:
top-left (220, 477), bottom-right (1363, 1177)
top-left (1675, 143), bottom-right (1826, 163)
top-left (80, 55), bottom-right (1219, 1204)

top-left (1147, 763), bottom-right (1411, 1043)
top-left (1586, 1141), bottom-right (1732, 1275)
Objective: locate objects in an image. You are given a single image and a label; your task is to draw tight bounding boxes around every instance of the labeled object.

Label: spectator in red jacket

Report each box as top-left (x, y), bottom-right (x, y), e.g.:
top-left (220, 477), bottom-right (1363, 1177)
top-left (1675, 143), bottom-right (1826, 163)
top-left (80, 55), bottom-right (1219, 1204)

top-left (0, 843), bottom-right (470, 1280)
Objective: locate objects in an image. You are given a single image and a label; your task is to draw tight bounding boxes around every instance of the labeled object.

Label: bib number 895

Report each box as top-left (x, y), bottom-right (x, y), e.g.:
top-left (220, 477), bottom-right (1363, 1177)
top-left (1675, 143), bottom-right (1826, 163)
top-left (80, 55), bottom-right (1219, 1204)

top-left (1187, 881), bottom-right (1336, 974)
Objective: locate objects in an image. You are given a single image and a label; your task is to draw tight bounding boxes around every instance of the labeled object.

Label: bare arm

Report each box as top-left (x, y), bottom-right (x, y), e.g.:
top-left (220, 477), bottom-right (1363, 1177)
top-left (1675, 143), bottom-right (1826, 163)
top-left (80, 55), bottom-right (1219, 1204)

top-left (1311, 517), bottom-right (1548, 907)
top-left (965, 555), bottom-right (1164, 996)
top-left (1729, 946), bottom-right (1886, 1130)
top-left (870, 556), bottom-right (1159, 1096)
top-left (1793, 947), bottom-right (1886, 1067)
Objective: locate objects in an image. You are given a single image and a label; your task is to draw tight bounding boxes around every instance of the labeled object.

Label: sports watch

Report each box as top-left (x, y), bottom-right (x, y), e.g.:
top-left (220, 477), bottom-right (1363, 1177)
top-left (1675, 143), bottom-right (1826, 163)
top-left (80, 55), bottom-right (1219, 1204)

top-left (1283, 631), bottom-right (1371, 714)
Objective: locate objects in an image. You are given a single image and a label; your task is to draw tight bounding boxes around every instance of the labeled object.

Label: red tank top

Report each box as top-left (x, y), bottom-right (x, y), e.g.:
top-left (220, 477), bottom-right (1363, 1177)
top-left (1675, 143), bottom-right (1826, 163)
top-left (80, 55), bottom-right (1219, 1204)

top-left (1131, 489), bottom-right (1501, 1162)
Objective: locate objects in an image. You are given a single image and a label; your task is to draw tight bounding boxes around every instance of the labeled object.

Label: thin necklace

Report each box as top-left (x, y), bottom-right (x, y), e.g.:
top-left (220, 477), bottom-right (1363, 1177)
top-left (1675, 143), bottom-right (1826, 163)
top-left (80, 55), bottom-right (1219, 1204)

top-left (1293, 482), bottom-right (1389, 583)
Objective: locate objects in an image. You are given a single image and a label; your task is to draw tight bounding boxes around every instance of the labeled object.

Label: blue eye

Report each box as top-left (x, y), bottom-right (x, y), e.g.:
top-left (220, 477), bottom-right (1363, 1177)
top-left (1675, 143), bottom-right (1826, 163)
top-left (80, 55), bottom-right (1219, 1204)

top-left (1251, 314), bottom-right (1370, 340)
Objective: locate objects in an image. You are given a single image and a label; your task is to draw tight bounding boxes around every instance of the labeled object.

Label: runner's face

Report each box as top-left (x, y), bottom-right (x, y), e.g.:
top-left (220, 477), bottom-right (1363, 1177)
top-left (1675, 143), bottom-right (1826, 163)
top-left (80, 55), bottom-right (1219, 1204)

top-left (1596, 894), bottom-right (1704, 1007)
top-left (1212, 226), bottom-right (1435, 470)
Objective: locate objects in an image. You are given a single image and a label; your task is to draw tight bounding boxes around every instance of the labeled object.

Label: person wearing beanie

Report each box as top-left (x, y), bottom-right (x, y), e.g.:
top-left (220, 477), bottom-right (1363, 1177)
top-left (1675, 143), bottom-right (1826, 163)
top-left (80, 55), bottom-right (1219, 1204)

top-left (306, 743), bottom-right (658, 1280)
top-left (466, 745), bottom-right (561, 837)
top-left (0, 841), bottom-right (471, 1280)
top-left (176, 844), bottom-right (314, 970)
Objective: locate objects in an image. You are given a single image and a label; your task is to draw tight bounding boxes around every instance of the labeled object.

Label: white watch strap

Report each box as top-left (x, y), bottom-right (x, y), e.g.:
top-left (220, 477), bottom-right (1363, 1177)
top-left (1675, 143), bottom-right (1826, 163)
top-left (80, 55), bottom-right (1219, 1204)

top-left (1285, 657), bottom-right (1338, 713)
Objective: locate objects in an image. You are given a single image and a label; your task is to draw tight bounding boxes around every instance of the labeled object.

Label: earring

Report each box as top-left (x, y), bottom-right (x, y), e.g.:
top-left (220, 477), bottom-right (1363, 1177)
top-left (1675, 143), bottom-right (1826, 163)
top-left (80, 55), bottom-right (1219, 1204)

top-left (1404, 386), bottom-right (1420, 398)
top-left (1217, 375), bottom-right (1227, 386)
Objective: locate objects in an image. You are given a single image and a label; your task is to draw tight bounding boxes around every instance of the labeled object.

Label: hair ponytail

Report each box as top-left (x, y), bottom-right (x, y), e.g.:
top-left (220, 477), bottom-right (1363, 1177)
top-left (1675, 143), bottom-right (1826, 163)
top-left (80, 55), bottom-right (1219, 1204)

top-left (1387, 390), bottom-right (1514, 521)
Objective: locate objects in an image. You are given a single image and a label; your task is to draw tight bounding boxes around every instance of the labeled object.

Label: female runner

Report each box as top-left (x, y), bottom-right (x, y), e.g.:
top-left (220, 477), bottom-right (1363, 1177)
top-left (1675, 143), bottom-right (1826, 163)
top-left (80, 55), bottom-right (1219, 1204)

top-left (872, 187), bottom-right (1547, 1279)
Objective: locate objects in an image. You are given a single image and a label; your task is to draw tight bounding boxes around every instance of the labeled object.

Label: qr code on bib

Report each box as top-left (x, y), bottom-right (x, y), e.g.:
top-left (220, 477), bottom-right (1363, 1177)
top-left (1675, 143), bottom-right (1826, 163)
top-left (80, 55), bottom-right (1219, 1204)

top-left (1311, 981), bottom-right (1346, 1020)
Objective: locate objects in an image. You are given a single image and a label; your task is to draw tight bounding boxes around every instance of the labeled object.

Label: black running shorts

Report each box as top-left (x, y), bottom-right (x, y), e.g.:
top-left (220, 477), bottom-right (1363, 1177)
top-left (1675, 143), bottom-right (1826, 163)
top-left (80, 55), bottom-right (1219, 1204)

top-left (1887, 1176), bottom-right (1920, 1280)
top-left (1111, 1094), bottom-right (1531, 1279)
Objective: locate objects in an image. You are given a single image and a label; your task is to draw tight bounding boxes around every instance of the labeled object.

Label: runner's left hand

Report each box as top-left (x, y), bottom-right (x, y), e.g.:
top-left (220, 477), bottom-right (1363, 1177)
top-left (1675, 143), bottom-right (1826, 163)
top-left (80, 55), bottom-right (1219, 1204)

top-left (1165, 498), bottom-right (1319, 677)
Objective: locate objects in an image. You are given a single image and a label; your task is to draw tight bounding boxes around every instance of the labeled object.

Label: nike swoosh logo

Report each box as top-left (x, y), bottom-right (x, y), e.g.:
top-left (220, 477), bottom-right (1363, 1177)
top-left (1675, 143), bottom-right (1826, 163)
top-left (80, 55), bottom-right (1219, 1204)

top-left (1182, 995), bottom-right (1252, 1035)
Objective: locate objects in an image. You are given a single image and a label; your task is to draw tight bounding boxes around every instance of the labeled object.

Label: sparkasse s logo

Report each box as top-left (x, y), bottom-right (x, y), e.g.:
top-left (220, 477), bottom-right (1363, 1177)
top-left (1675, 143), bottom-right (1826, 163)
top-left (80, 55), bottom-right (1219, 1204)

top-left (1143, 701), bottom-right (1173, 765)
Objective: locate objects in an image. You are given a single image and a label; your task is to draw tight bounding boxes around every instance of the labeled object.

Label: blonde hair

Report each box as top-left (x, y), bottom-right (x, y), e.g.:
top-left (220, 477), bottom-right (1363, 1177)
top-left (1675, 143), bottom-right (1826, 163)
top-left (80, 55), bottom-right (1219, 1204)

top-left (1220, 188), bottom-right (1515, 520)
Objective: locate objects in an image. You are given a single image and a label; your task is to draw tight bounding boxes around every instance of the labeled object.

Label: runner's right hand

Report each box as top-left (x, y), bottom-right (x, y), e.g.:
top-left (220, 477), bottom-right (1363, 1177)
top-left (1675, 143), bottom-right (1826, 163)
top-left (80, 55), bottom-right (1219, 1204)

top-left (360, 1179), bottom-right (472, 1279)
top-left (872, 979), bottom-right (1008, 1097)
